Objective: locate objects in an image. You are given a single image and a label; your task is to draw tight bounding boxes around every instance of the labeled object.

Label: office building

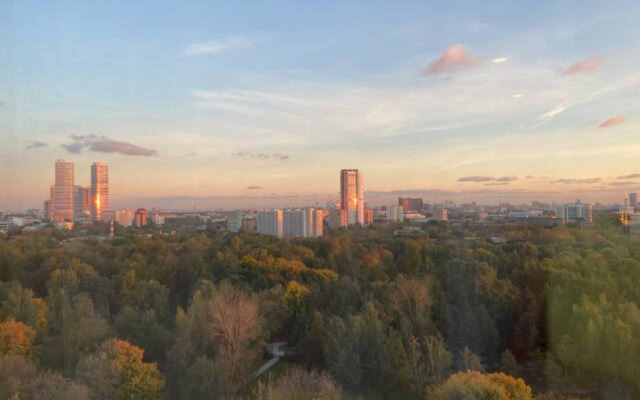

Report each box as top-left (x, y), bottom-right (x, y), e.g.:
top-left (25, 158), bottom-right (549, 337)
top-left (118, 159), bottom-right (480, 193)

top-left (556, 200), bottom-right (593, 224)
top-left (43, 200), bottom-right (51, 221)
top-left (54, 159), bottom-right (74, 222)
top-left (387, 205), bottom-right (404, 222)
top-left (398, 197), bottom-right (423, 213)
top-left (91, 162), bottom-right (109, 221)
top-left (74, 185), bottom-right (91, 221)
top-left (150, 213), bottom-right (165, 226)
top-left (257, 210), bottom-right (283, 238)
top-left (134, 208), bottom-right (148, 228)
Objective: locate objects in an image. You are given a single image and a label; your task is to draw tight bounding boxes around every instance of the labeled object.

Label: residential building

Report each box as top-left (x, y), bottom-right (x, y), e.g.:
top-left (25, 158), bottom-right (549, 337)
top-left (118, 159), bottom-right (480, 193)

top-left (115, 210), bottom-right (135, 227)
top-left (328, 209), bottom-right (348, 229)
top-left (556, 200), bottom-right (593, 224)
top-left (241, 216), bottom-right (257, 233)
top-left (257, 209), bottom-right (283, 238)
top-left (387, 205), bottom-right (404, 222)
top-left (54, 159), bottom-right (74, 222)
top-left (283, 208), bottom-right (324, 238)
top-left (340, 169), bottom-right (364, 225)
top-left (227, 212), bottom-right (244, 233)
top-left (630, 192), bottom-right (638, 208)
top-left (134, 208), bottom-right (148, 228)
top-left (398, 197), bottom-right (423, 213)
top-left (364, 206), bottom-right (374, 225)
top-left (91, 162), bottom-right (109, 221)
top-left (433, 206), bottom-right (448, 221)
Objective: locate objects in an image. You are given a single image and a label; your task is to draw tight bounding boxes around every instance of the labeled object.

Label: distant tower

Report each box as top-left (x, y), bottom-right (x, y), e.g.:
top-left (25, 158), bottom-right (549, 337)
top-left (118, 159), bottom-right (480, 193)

top-left (340, 169), bottom-right (364, 225)
top-left (54, 159), bottom-right (75, 222)
top-left (91, 162), bottom-right (109, 221)
top-left (110, 220), bottom-right (114, 237)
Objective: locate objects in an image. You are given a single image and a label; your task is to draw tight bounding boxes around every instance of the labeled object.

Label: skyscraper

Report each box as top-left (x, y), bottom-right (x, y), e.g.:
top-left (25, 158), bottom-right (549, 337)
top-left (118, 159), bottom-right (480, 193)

top-left (91, 162), bottom-right (109, 221)
top-left (340, 169), bottom-right (364, 225)
top-left (398, 197), bottom-right (423, 213)
top-left (54, 159), bottom-right (74, 222)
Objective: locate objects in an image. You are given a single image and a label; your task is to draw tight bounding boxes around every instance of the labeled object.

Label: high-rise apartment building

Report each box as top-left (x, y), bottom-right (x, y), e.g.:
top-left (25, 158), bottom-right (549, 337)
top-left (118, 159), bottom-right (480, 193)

top-left (54, 159), bottom-right (74, 222)
top-left (398, 197), bottom-right (423, 213)
top-left (340, 169), bottom-right (364, 226)
top-left (227, 212), bottom-right (244, 233)
top-left (283, 208), bottom-right (324, 238)
top-left (257, 210), bottom-right (283, 238)
top-left (115, 210), bottom-right (135, 227)
top-left (91, 162), bottom-right (109, 221)
top-left (74, 185), bottom-right (91, 221)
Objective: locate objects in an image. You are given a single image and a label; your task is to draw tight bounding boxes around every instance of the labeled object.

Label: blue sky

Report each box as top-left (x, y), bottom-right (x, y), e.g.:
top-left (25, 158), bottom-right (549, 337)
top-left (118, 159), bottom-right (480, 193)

top-left (1, 1), bottom-right (640, 210)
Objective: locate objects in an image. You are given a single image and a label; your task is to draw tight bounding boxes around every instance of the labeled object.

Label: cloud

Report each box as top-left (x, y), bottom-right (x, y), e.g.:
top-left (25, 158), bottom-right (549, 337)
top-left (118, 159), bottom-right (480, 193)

top-left (459, 176), bottom-right (517, 183)
top-left (25, 141), bottom-right (47, 150)
top-left (599, 115), bottom-right (625, 128)
top-left (62, 135), bottom-right (157, 156)
top-left (608, 181), bottom-right (637, 186)
top-left (562, 55), bottom-right (604, 75)
top-left (423, 44), bottom-right (481, 75)
top-left (492, 57), bottom-right (508, 64)
top-left (496, 176), bottom-right (518, 182)
top-left (617, 173), bottom-right (640, 179)
top-left (554, 178), bottom-right (601, 184)
top-left (233, 151), bottom-right (290, 162)
top-left (246, 186), bottom-right (262, 190)
top-left (485, 182), bottom-right (509, 186)
top-left (184, 36), bottom-right (251, 55)
top-left (537, 105), bottom-right (567, 123)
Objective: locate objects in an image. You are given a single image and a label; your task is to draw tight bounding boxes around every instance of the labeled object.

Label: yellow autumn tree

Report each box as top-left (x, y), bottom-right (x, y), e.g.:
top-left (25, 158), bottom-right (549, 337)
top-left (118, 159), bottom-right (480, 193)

top-left (430, 371), bottom-right (533, 400)
top-left (0, 319), bottom-right (36, 357)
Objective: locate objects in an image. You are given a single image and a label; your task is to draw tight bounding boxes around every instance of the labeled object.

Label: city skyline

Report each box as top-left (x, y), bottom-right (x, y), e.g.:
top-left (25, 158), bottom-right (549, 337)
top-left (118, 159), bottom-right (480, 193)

top-left (2, 1), bottom-right (640, 210)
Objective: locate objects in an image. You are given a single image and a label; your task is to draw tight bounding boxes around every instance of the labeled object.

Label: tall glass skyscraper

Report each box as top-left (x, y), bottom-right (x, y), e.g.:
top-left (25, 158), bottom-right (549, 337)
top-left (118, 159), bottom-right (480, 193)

top-left (340, 169), bottom-right (364, 226)
top-left (91, 162), bottom-right (109, 221)
top-left (54, 159), bottom-right (75, 222)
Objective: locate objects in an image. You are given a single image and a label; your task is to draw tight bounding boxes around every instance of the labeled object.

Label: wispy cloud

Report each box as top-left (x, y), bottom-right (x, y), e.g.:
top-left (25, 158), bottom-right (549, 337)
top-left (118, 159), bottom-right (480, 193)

top-left (184, 36), bottom-right (251, 55)
top-left (422, 44), bottom-right (481, 75)
top-left (554, 178), bottom-right (601, 184)
top-left (233, 151), bottom-right (290, 162)
top-left (599, 115), bottom-right (625, 128)
top-left (459, 176), bottom-right (517, 183)
top-left (25, 140), bottom-right (47, 150)
top-left (608, 181), bottom-right (637, 186)
top-left (62, 135), bottom-right (157, 156)
top-left (617, 173), bottom-right (640, 179)
top-left (562, 55), bottom-right (604, 75)
top-left (246, 185), bottom-right (262, 190)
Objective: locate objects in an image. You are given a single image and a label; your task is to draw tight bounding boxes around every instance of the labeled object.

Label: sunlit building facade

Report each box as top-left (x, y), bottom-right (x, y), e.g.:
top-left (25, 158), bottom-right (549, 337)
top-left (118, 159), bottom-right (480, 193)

top-left (283, 208), bottom-right (324, 238)
top-left (556, 200), bottom-right (592, 224)
top-left (54, 159), bottom-right (75, 222)
top-left (134, 208), bottom-right (148, 228)
top-left (340, 169), bottom-right (364, 226)
top-left (91, 162), bottom-right (109, 221)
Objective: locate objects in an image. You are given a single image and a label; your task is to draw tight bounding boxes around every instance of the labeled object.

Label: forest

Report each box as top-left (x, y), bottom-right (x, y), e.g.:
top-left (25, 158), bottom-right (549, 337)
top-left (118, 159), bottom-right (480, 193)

top-left (0, 215), bottom-right (639, 400)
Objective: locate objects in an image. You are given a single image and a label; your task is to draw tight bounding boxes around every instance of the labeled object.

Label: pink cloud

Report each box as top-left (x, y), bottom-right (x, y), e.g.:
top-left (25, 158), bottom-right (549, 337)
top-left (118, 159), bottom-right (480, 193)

top-left (423, 44), bottom-right (481, 75)
top-left (599, 116), bottom-right (625, 128)
top-left (562, 55), bottom-right (604, 75)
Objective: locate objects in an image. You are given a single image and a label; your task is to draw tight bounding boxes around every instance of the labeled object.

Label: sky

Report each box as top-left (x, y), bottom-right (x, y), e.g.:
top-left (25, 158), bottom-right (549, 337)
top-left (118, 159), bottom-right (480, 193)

top-left (1, 0), bottom-right (640, 210)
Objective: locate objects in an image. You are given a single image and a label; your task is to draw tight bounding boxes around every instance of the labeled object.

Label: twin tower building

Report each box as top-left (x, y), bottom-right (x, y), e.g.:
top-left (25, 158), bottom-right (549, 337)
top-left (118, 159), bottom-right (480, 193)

top-left (44, 159), bottom-right (108, 223)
